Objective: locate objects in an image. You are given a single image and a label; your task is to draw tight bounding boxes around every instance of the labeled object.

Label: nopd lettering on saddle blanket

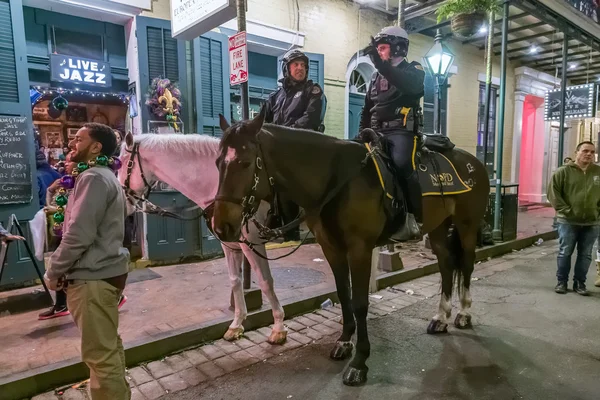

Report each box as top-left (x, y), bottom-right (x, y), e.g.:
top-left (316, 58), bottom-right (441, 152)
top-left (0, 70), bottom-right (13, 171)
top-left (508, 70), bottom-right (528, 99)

top-left (429, 172), bottom-right (454, 186)
top-left (416, 153), bottom-right (472, 196)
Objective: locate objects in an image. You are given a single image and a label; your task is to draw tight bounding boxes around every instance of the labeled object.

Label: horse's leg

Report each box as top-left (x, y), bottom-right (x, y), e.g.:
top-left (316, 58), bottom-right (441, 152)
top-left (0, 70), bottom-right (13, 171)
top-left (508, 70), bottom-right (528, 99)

top-left (427, 219), bottom-right (454, 334)
top-left (222, 243), bottom-right (248, 341)
top-left (310, 220), bottom-right (355, 360)
top-left (342, 242), bottom-right (373, 386)
top-left (453, 220), bottom-right (478, 329)
top-left (240, 243), bottom-right (288, 345)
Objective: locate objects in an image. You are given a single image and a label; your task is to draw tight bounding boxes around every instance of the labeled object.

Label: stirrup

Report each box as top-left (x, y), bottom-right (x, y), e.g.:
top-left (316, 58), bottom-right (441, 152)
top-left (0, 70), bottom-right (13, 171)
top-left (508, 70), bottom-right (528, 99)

top-left (390, 213), bottom-right (422, 242)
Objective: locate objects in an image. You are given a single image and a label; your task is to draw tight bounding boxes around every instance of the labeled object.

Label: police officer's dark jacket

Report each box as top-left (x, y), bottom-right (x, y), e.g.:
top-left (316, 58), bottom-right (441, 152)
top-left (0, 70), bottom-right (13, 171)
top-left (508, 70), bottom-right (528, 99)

top-left (360, 59), bottom-right (425, 131)
top-left (264, 77), bottom-right (323, 131)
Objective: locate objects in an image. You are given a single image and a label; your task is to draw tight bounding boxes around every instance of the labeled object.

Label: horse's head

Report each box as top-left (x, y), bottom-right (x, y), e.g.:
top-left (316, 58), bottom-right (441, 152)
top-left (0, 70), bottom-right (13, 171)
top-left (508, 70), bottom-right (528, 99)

top-left (213, 106), bottom-right (270, 241)
top-left (118, 132), bottom-right (158, 215)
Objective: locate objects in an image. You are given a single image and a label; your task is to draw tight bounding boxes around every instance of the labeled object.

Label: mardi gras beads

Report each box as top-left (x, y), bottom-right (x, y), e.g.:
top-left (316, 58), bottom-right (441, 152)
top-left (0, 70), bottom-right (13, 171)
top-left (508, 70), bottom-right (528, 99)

top-left (51, 155), bottom-right (122, 237)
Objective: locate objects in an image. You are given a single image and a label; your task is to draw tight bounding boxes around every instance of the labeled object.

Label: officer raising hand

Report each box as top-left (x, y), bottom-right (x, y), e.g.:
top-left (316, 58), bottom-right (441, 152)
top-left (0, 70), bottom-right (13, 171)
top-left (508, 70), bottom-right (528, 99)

top-left (360, 26), bottom-right (426, 242)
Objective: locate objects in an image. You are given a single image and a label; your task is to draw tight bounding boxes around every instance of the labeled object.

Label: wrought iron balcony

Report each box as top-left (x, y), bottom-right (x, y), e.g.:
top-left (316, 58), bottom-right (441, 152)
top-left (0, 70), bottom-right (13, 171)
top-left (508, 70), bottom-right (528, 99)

top-left (565, 0), bottom-right (600, 23)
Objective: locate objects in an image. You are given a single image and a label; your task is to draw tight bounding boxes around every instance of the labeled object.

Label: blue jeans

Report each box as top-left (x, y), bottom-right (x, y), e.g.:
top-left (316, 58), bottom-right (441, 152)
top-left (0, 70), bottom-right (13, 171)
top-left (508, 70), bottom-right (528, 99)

top-left (557, 223), bottom-right (600, 283)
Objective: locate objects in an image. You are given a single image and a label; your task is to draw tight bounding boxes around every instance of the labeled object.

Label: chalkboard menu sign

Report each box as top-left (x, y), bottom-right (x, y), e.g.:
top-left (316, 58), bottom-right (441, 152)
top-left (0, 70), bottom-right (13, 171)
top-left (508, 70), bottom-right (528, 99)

top-left (0, 116), bottom-right (32, 205)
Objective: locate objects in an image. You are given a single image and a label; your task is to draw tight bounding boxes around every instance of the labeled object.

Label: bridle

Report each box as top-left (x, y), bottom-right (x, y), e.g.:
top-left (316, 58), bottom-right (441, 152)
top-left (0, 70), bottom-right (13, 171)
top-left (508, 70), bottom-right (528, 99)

top-left (123, 142), bottom-right (152, 205)
top-left (214, 140), bottom-right (276, 229)
top-left (121, 142), bottom-right (206, 221)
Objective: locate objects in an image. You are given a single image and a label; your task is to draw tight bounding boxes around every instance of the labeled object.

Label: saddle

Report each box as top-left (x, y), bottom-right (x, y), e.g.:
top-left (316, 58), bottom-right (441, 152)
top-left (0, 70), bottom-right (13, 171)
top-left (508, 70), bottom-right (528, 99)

top-left (356, 129), bottom-right (472, 215)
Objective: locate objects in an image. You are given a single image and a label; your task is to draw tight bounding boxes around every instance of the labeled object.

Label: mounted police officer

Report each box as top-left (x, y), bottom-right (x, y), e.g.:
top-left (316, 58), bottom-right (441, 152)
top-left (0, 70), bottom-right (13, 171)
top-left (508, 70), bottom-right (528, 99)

top-left (264, 49), bottom-right (325, 241)
top-left (360, 26), bottom-right (425, 241)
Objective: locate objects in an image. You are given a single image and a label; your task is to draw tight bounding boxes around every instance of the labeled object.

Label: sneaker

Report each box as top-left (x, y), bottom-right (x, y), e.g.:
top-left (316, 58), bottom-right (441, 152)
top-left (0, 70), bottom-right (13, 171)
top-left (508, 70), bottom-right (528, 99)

top-left (554, 281), bottom-right (567, 294)
top-left (573, 281), bottom-right (590, 296)
top-left (118, 294), bottom-right (127, 309)
top-left (38, 305), bottom-right (70, 320)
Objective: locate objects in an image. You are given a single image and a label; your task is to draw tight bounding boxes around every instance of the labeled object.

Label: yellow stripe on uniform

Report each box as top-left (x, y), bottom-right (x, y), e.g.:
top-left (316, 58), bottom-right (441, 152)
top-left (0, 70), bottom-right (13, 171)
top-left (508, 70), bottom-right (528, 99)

top-left (411, 135), bottom-right (417, 171)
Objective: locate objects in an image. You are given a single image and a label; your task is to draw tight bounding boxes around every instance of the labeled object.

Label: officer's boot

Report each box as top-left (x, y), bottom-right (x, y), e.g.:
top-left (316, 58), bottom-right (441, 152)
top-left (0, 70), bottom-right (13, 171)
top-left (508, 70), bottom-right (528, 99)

top-left (390, 173), bottom-right (423, 242)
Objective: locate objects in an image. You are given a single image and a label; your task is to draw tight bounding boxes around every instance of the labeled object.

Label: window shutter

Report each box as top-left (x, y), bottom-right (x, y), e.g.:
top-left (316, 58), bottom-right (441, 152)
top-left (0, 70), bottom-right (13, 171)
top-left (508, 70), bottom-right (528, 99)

top-left (0, 0), bottom-right (19, 103)
top-left (136, 16), bottom-right (188, 131)
top-left (193, 32), bottom-right (229, 136)
top-left (305, 52), bottom-right (324, 88)
top-left (146, 26), bottom-right (179, 84)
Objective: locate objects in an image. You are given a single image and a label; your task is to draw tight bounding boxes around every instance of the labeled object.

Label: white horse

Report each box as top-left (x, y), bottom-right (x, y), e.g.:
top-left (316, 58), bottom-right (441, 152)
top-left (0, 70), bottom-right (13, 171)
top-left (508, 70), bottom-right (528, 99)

top-left (118, 132), bottom-right (287, 344)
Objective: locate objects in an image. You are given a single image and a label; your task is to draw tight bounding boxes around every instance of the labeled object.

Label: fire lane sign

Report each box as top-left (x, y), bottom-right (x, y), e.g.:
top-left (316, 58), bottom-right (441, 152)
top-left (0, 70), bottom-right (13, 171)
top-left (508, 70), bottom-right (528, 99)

top-left (229, 32), bottom-right (248, 86)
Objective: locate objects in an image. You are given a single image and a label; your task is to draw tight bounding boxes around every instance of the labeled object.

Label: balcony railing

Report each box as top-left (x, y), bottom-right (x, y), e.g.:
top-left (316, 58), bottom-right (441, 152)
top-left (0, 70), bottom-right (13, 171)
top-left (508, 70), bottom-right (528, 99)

top-left (565, 0), bottom-right (600, 23)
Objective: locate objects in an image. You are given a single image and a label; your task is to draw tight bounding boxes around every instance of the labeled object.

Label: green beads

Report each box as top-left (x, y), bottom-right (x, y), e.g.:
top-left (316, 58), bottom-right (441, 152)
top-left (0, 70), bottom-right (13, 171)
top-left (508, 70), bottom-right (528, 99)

top-left (53, 212), bottom-right (65, 223)
top-left (96, 155), bottom-right (109, 166)
top-left (55, 195), bottom-right (68, 206)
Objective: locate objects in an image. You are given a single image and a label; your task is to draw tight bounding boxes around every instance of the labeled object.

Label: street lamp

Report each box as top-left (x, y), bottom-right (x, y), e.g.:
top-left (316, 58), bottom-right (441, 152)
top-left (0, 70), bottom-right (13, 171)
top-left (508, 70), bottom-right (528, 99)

top-left (424, 29), bottom-right (455, 135)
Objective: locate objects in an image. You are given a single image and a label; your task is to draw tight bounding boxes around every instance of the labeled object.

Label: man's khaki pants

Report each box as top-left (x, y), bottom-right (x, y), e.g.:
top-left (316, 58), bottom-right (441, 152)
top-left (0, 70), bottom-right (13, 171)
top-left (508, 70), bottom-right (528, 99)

top-left (67, 280), bottom-right (131, 400)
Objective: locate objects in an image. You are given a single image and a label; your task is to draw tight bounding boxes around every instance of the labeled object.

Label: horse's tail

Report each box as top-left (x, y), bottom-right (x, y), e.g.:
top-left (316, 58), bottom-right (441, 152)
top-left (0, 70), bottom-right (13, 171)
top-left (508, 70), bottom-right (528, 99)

top-left (448, 225), bottom-right (465, 299)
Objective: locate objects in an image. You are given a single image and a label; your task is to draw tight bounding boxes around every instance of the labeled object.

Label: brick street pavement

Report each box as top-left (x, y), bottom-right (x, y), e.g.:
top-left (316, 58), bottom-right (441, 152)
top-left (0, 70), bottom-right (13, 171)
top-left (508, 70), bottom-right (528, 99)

top-left (0, 208), bottom-right (554, 387)
top-left (32, 231), bottom-right (561, 399)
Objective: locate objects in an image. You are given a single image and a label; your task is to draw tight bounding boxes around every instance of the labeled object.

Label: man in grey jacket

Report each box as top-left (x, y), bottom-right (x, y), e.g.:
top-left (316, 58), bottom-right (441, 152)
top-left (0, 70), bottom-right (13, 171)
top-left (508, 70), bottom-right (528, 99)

top-left (44, 123), bottom-right (130, 400)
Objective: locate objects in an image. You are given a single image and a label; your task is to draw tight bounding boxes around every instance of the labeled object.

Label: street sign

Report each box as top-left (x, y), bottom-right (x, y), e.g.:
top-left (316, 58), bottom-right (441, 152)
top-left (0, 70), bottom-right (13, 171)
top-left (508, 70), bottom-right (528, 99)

top-left (170, 0), bottom-right (237, 40)
top-left (229, 32), bottom-right (248, 86)
top-left (544, 84), bottom-right (596, 121)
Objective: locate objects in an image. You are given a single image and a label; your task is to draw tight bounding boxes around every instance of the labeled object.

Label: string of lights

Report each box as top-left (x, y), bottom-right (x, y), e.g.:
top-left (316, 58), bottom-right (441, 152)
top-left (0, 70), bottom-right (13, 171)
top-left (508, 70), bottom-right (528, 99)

top-left (30, 86), bottom-right (130, 106)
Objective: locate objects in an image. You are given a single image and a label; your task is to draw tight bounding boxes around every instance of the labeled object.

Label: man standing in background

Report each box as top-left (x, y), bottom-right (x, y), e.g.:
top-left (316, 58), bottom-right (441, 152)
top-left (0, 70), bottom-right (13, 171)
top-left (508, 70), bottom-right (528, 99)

top-left (548, 141), bottom-right (600, 296)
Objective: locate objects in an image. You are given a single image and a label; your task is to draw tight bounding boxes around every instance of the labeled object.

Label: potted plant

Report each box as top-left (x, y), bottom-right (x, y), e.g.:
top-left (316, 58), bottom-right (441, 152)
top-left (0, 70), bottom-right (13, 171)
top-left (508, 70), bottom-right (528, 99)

top-left (436, 0), bottom-right (500, 39)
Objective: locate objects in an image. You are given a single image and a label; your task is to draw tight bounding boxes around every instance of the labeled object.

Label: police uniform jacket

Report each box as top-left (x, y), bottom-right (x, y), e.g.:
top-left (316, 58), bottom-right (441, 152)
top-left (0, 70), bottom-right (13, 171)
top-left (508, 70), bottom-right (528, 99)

top-left (264, 78), bottom-right (323, 131)
top-left (360, 59), bottom-right (425, 131)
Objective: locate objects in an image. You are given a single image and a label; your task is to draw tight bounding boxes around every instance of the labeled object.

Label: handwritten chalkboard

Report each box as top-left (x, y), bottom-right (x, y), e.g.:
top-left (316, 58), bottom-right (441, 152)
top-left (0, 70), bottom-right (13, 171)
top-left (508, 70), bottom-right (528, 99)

top-left (0, 116), bottom-right (32, 205)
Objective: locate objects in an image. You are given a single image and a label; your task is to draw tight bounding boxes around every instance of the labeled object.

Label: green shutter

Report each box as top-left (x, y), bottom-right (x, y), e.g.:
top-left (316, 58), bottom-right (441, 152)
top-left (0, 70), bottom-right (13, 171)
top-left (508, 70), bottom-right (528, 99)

top-left (0, 0), bottom-right (19, 103)
top-left (199, 36), bottom-right (224, 118)
top-left (136, 16), bottom-right (188, 130)
top-left (146, 26), bottom-right (179, 84)
top-left (193, 32), bottom-right (229, 136)
top-left (305, 52), bottom-right (324, 88)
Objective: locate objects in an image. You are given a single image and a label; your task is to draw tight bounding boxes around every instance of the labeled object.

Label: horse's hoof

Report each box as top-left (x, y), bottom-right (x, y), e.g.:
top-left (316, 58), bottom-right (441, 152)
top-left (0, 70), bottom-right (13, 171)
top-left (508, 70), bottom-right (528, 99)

top-left (454, 314), bottom-right (472, 329)
top-left (342, 366), bottom-right (368, 386)
top-left (329, 341), bottom-right (354, 361)
top-left (426, 319), bottom-right (448, 334)
top-left (223, 327), bottom-right (244, 341)
top-left (267, 330), bottom-right (287, 345)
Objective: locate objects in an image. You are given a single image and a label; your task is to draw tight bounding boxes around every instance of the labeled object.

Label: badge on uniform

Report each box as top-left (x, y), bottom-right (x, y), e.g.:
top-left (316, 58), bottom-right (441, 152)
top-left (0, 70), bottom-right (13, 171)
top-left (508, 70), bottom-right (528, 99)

top-left (294, 91), bottom-right (302, 99)
top-left (312, 86), bottom-right (321, 95)
top-left (379, 78), bottom-right (389, 91)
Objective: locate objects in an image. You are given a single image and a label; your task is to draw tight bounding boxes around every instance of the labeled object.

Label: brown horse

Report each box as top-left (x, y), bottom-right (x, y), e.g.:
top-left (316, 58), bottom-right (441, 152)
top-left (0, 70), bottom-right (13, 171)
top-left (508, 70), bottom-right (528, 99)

top-left (212, 108), bottom-right (490, 386)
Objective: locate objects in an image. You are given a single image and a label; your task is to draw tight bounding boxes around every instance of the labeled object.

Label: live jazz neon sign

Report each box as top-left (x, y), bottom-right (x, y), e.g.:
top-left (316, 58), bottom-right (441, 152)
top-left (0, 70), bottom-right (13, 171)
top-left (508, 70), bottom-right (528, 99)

top-left (50, 54), bottom-right (112, 88)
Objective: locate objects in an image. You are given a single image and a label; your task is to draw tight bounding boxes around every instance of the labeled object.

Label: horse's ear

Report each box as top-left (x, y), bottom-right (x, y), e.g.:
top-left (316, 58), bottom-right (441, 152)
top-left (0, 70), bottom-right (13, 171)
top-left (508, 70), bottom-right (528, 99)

top-left (246, 104), bottom-right (266, 135)
top-left (125, 132), bottom-right (134, 150)
top-left (219, 114), bottom-right (230, 132)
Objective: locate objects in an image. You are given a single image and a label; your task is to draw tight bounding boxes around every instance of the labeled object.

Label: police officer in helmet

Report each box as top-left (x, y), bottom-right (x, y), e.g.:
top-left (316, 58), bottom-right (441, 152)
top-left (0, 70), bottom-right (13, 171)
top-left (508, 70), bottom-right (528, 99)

top-left (360, 26), bottom-right (425, 241)
top-left (264, 49), bottom-right (324, 241)
top-left (264, 49), bottom-right (324, 130)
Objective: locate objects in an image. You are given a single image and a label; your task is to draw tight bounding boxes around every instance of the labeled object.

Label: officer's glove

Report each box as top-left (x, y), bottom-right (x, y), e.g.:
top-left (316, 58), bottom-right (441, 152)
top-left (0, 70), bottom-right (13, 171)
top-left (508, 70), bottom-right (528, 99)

top-left (360, 36), bottom-right (385, 69)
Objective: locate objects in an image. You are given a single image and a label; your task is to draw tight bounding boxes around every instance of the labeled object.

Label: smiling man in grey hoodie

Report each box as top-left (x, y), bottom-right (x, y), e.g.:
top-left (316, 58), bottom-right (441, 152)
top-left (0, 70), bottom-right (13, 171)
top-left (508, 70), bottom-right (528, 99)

top-left (548, 141), bottom-right (600, 296)
top-left (44, 123), bottom-right (130, 400)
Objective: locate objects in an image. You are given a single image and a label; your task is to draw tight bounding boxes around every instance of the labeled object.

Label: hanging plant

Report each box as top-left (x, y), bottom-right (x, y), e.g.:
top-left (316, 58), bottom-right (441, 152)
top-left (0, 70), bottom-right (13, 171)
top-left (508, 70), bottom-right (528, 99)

top-left (145, 77), bottom-right (182, 130)
top-left (436, 0), bottom-right (500, 39)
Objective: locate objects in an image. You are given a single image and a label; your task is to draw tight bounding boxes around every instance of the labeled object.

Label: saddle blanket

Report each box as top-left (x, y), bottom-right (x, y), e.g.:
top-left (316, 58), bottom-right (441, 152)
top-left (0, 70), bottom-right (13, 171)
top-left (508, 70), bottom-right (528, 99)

top-left (416, 152), bottom-right (472, 196)
top-left (364, 143), bottom-right (472, 200)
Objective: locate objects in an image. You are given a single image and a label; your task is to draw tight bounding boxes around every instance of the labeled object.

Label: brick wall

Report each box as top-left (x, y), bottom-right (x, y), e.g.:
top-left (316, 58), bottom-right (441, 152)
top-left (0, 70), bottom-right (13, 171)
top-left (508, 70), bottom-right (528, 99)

top-left (142, 0), bottom-right (517, 179)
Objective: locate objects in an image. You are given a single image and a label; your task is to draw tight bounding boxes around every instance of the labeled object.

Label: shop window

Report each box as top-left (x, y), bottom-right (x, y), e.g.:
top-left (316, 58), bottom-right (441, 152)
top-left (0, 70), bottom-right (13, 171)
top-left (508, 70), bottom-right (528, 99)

top-left (52, 27), bottom-right (103, 61)
top-left (0, 0), bottom-right (19, 103)
top-left (147, 27), bottom-right (179, 85)
top-left (423, 69), bottom-right (448, 135)
top-left (476, 82), bottom-right (498, 178)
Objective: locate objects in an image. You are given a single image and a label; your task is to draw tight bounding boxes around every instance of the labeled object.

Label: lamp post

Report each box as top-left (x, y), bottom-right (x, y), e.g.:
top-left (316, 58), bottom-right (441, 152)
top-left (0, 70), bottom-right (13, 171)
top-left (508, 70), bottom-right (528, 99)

top-left (424, 29), bottom-right (455, 135)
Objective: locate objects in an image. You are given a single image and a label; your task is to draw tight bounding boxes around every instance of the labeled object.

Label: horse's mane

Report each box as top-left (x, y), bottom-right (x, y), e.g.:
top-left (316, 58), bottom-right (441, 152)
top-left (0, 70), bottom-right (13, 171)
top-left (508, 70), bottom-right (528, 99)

top-left (134, 133), bottom-right (221, 158)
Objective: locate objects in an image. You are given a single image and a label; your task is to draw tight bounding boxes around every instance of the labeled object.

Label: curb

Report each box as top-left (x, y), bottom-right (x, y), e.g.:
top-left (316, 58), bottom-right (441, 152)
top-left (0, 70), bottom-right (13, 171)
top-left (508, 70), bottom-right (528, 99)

top-left (0, 229), bottom-right (556, 400)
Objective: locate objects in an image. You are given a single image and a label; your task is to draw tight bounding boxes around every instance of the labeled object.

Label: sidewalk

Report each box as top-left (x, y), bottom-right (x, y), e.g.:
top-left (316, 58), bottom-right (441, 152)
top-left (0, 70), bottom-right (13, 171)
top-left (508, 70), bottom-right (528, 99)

top-left (0, 208), bottom-right (555, 398)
